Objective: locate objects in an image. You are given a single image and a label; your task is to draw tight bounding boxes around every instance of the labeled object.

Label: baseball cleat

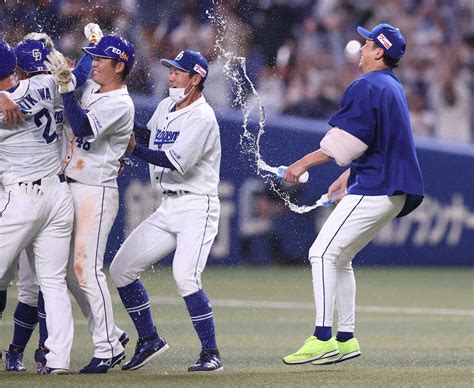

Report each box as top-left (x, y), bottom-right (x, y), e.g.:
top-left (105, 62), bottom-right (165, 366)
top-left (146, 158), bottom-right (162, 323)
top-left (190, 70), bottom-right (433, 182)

top-left (34, 344), bottom-right (48, 372)
top-left (312, 338), bottom-right (361, 365)
top-left (119, 331), bottom-right (130, 347)
top-left (283, 336), bottom-right (339, 365)
top-left (5, 345), bottom-right (26, 372)
top-left (188, 349), bottom-right (223, 372)
top-left (80, 356), bottom-right (114, 374)
top-left (122, 335), bottom-right (169, 371)
top-left (110, 351), bottom-right (126, 368)
top-left (37, 366), bottom-right (69, 375)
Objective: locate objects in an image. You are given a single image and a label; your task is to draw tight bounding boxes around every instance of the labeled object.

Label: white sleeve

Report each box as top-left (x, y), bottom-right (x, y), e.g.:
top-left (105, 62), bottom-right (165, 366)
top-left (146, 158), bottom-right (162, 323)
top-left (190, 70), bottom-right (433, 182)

top-left (164, 117), bottom-right (214, 174)
top-left (320, 127), bottom-right (369, 166)
top-left (85, 97), bottom-right (133, 141)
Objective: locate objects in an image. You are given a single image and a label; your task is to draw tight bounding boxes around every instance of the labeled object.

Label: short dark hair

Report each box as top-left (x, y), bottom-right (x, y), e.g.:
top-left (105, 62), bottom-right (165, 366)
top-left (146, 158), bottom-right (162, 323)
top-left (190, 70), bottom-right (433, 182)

top-left (382, 53), bottom-right (399, 68)
top-left (112, 59), bottom-right (130, 81)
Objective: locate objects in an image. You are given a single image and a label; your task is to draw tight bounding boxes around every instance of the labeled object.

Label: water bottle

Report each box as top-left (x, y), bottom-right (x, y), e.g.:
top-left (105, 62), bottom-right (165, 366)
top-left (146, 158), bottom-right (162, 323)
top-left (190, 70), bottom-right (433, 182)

top-left (319, 191), bottom-right (344, 206)
top-left (276, 165), bottom-right (309, 183)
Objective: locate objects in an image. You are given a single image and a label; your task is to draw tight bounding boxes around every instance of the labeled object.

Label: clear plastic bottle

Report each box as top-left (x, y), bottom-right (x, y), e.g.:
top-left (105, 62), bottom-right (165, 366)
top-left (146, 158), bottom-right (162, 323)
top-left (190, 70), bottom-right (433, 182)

top-left (276, 165), bottom-right (309, 183)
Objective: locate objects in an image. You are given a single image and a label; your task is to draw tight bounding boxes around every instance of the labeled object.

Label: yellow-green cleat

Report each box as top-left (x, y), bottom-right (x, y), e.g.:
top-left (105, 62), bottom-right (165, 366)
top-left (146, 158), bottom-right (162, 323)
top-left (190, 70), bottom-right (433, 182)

top-left (312, 337), bottom-right (361, 365)
top-left (283, 336), bottom-right (339, 365)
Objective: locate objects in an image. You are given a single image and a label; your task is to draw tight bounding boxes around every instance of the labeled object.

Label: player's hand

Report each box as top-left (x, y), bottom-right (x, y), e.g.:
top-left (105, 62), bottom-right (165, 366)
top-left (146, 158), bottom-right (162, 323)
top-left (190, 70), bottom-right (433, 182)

top-left (45, 51), bottom-right (75, 94)
top-left (327, 170), bottom-right (349, 205)
top-left (23, 32), bottom-right (55, 50)
top-left (22, 182), bottom-right (43, 196)
top-left (127, 132), bottom-right (137, 153)
top-left (0, 92), bottom-right (22, 123)
top-left (84, 23), bottom-right (103, 44)
top-left (284, 162), bottom-right (307, 184)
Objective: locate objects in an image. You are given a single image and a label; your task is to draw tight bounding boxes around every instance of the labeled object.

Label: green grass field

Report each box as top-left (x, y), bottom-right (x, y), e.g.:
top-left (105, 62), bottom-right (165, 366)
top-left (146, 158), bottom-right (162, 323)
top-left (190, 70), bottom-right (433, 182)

top-left (0, 266), bottom-right (473, 387)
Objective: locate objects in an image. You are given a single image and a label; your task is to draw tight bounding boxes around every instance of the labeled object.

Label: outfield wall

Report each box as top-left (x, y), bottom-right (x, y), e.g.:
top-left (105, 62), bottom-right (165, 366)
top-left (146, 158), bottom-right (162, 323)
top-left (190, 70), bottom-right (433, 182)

top-left (106, 98), bottom-right (474, 266)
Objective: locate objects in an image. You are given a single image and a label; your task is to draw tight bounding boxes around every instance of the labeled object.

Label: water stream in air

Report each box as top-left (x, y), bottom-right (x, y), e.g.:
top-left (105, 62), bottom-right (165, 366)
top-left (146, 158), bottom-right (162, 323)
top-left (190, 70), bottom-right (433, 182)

top-left (207, 2), bottom-right (323, 213)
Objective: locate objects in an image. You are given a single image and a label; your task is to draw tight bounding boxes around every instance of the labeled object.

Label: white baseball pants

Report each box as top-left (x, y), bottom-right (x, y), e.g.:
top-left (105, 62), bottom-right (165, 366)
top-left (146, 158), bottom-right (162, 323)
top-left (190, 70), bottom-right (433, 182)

top-left (66, 182), bottom-right (124, 359)
top-left (309, 194), bottom-right (406, 332)
top-left (0, 250), bottom-right (39, 306)
top-left (0, 177), bottom-right (74, 369)
top-left (111, 193), bottom-right (219, 297)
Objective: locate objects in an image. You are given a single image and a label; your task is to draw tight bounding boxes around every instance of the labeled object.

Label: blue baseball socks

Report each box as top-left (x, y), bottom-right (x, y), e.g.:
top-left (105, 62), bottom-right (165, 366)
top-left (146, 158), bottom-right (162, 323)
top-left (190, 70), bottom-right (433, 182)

top-left (183, 289), bottom-right (217, 350)
top-left (117, 279), bottom-right (157, 339)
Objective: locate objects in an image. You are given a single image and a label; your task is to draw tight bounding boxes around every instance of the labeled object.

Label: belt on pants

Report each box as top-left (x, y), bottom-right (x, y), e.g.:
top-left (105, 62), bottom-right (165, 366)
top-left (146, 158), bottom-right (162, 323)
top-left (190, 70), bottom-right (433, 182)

top-left (66, 176), bottom-right (78, 184)
top-left (19, 173), bottom-right (66, 186)
top-left (162, 190), bottom-right (189, 196)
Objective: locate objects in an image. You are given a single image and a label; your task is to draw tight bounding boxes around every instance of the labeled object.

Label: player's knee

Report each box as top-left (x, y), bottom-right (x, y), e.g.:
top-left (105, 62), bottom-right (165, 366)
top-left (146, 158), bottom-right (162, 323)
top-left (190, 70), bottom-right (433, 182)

top-left (173, 271), bottom-right (200, 297)
top-left (109, 260), bottom-right (133, 288)
top-left (18, 292), bottom-right (39, 307)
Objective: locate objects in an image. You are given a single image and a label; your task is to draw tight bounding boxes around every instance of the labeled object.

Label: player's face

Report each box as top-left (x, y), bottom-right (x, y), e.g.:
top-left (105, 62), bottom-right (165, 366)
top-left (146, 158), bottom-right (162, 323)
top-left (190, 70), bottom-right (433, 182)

top-left (91, 57), bottom-right (117, 86)
top-left (359, 40), bottom-right (382, 72)
top-left (169, 67), bottom-right (194, 92)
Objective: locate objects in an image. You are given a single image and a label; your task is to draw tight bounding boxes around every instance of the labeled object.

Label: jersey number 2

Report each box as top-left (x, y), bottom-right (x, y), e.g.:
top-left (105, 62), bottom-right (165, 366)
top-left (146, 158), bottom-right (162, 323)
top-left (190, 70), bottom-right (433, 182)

top-left (34, 108), bottom-right (56, 144)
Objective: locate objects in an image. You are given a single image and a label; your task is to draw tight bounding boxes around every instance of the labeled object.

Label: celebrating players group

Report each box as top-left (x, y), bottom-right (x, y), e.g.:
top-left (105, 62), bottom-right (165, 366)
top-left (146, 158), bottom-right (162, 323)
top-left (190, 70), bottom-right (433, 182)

top-left (0, 23), bottom-right (223, 374)
top-left (0, 19), bottom-right (423, 376)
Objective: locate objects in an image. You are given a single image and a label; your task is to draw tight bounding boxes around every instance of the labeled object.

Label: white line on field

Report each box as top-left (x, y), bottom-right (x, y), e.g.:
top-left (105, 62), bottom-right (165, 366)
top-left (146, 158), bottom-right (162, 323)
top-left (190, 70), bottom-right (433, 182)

top-left (145, 296), bottom-right (474, 317)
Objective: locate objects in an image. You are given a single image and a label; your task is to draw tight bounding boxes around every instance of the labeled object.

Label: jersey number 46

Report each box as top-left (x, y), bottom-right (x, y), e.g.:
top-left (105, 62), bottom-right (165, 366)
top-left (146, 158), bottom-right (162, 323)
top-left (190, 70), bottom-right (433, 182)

top-left (76, 137), bottom-right (91, 151)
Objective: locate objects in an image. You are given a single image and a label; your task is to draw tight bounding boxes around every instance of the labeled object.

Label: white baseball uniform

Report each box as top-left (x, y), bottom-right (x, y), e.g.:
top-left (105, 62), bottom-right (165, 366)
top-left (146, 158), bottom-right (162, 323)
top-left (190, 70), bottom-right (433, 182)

top-left (64, 79), bottom-right (133, 359)
top-left (111, 95), bottom-right (221, 297)
top-left (0, 74), bottom-right (74, 369)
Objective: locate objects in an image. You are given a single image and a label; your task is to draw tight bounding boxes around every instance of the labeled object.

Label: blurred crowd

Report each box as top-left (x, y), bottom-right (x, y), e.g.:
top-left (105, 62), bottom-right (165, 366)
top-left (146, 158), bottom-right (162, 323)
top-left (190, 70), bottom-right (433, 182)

top-left (1, 0), bottom-right (472, 144)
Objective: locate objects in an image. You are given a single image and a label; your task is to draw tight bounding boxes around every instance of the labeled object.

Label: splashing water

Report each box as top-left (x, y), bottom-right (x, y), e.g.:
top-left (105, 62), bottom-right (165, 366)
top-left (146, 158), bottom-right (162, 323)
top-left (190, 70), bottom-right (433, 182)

top-left (207, 4), bottom-right (323, 214)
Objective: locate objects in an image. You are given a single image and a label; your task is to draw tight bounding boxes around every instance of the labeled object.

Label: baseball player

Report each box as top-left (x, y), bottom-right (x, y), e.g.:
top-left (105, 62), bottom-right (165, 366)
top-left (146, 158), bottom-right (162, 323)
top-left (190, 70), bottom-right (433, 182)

top-left (0, 42), bottom-right (20, 361)
top-left (109, 50), bottom-right (223, 372)
top-left (0, 39), bottom-right (76, 375)
top-left (45, 33), bottom-right (136, 373)
top-left (1, 33), bottom-right (62, 374)
top-left (282, 23), bottom-right (424, 365)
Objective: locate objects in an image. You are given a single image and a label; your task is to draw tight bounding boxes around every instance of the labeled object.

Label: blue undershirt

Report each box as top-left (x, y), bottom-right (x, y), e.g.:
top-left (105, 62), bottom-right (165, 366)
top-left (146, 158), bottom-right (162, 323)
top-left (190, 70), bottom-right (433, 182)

top-left (62, 51), bottom-right (94, 137)
top-left (132, 144), bottom-right (175, 170)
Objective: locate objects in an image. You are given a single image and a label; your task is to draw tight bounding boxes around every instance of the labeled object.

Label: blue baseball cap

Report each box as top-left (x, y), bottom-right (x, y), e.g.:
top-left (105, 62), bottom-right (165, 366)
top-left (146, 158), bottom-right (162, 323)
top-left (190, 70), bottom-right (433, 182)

top-left (83, 34), bottom-right (136, 71)
top-left (357, 23), bottom-right (406, 61)
top-left (15, 39), bottom-right (50, 73)
top-left (0, 41), bottom-right (16, 79)
top-left (160, 50), bottom-right (209, 82)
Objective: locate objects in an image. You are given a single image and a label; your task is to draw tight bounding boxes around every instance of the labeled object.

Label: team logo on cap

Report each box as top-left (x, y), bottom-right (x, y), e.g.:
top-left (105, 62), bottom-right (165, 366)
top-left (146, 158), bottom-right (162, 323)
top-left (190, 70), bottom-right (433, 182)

top-left (193, 64), bottom-right (207, 78)
top-left (175, 51), bottom-right (184, 60)
top-left (376, 33), bottom-right (392, 49)
top-left (109, 46), bottom-right (129, 61)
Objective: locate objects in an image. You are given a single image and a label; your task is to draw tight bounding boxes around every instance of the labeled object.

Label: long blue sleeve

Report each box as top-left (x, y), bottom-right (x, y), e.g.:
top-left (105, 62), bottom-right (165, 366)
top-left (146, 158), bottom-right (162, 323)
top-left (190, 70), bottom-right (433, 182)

top-left (71, 52), bottom-right (92, 88)
top-left (62, 92), bottom-right (93, 137)
top-left (134, 121), bottom-right (151, 145)
top-left (132, 144), bottom-right (176, 170)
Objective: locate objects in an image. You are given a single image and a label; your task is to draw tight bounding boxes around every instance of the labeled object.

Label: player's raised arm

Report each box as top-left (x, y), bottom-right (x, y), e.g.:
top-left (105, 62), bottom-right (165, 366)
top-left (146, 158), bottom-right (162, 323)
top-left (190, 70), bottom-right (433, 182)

top-left (45, 51), bottom-right (94, 138)
top-left (70, 23), bottom-right (104, 88)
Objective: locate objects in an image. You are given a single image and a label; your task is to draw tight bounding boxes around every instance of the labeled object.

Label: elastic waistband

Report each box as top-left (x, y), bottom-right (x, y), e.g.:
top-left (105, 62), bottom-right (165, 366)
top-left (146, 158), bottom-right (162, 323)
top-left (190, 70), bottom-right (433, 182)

top-left (162, 190), bottom-right (189, 196)
top-left (18, 173), bottom-right (65, 187)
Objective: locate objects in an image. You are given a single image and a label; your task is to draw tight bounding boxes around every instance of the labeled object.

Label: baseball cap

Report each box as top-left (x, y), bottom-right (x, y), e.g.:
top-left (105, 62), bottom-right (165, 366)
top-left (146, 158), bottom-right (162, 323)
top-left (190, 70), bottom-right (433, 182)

top-left (83, 34), bottom-right (136, 71)
top-left (160, 50), bottom-right (209, 82)
top-left (0, 41), bottom-right (16, 79)
top-left (357, 23), bottom-right (406, 61)
top-left (15, 39), bottom-right (50, 73)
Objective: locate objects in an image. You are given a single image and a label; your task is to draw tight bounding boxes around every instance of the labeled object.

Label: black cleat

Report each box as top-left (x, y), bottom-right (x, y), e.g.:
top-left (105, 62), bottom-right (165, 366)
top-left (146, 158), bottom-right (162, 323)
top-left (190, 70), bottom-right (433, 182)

top-left (122, 335), bottom-right (169, 371)
top-left (188, 349), bottom-right (223, 372)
